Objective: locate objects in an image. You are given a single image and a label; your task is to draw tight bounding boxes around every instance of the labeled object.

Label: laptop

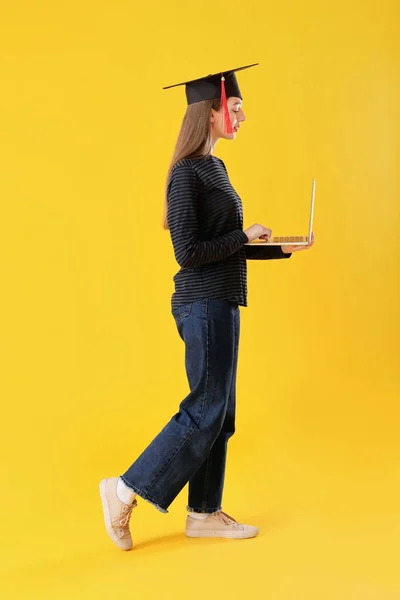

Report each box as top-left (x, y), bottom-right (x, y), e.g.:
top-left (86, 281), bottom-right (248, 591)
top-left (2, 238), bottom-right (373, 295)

top-left (245, 178), bottom-right (316, 246)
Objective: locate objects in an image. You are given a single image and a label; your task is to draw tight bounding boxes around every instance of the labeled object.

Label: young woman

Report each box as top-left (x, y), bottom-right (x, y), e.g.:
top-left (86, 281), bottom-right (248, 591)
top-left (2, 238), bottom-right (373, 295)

top-left (100, 64), bottom-right (315, 551)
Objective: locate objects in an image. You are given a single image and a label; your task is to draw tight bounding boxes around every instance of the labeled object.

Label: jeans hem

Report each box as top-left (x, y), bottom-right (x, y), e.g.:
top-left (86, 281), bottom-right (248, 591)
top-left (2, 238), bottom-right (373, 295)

top-left (120, 476), bottom-right (169, 514)
top-left (186, 505), bottom-right (222, 514)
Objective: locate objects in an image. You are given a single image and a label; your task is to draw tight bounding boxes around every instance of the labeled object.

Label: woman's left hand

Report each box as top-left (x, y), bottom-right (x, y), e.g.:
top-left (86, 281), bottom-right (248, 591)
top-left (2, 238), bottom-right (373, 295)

top-left (282, 231), bottom-right (315, 254)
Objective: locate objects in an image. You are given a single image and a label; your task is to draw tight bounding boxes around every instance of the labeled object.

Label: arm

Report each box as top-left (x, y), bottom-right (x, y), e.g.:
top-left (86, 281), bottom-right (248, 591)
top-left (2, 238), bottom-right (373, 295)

top-left (167, 163), bottom-right (248, 268)
top-left (245, 244), bottom-right (292, 260)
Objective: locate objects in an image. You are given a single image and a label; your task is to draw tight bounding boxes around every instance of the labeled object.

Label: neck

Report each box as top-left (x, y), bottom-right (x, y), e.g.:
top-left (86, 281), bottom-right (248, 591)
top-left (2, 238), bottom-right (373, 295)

top-left (210, 130), bottom-right (219, 154)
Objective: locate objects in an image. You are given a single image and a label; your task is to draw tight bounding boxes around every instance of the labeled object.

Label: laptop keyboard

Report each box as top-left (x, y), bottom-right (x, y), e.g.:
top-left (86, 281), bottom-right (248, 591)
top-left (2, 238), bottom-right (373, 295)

top-left (272, 236), bottom-right (307, 243)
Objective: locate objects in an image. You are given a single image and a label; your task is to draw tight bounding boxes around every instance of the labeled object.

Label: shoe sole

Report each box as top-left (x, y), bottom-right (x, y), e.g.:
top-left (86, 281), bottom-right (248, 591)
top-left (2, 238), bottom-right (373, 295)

top-left (99, 479), bottom-right (133, 551)
top-left (185, 529), bottom-right (258, 539)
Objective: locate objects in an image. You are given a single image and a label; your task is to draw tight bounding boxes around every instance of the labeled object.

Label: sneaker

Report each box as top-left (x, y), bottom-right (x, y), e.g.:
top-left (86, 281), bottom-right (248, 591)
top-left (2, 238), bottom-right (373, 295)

top-left (185, 510), bottom-right (259, 539)
top-left (99, 477), bottom-right (137, 550)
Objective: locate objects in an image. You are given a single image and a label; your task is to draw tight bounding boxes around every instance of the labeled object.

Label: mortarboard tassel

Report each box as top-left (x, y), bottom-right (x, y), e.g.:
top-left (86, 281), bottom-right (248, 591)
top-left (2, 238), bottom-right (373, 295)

top-left (220, 75), bottom-right (234, 134)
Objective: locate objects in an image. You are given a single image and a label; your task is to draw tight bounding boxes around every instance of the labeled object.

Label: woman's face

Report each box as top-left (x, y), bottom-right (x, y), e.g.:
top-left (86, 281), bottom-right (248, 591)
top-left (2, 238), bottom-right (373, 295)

top-left (210, 96), bottom-right (246, 140)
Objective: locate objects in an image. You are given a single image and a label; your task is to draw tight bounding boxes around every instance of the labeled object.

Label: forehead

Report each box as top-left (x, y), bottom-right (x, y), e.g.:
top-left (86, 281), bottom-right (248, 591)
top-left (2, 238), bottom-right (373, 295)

top-left (229, 97), bottom-right (242, 105)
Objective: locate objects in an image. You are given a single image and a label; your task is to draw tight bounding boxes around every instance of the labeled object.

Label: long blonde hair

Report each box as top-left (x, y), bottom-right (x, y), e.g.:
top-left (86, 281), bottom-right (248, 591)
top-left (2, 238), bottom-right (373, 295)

top-left (162, 97), bottom-right (222, 230)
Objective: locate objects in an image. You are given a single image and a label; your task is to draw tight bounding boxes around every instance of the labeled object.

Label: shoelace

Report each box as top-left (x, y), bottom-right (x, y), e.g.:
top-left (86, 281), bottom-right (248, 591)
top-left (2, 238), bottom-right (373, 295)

top-left (113, 498), bottom-right (137, 538)
top-left (215, 510), bottom-right (241, 527)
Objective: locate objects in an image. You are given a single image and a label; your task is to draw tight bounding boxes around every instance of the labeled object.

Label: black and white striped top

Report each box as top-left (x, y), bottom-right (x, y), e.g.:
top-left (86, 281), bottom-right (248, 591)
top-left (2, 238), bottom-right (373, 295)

top-left (167, 155), bottom-right (291, 312)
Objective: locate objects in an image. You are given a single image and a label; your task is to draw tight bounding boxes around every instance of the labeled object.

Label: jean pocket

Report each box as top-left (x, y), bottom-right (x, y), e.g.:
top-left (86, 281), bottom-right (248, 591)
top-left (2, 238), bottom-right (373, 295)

top-left (225, 300), bottom-right (239, 309)
top-left (171, 302), bottom-right (193, 323)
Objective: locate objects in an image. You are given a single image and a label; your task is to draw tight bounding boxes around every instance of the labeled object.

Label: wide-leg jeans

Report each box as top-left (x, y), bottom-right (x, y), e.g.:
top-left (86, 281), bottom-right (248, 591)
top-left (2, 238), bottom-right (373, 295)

top-left (120, 298), bottom-right (240, 514)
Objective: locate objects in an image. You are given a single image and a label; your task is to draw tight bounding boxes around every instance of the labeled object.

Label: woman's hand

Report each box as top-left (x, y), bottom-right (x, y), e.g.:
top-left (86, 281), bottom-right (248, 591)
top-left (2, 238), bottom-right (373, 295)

top-left (244, 224), bottom-right (272, 242)
top-left (282, 231), bottom-right (315, 254)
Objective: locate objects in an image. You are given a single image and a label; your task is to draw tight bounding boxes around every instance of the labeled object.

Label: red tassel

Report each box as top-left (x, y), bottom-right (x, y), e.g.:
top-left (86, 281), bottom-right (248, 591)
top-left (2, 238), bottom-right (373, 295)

top-left (220, 75), bottom-right (233, 134)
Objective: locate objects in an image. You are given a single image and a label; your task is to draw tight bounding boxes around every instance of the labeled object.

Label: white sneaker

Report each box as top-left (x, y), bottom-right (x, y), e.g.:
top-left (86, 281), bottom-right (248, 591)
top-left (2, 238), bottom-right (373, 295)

top-left (99, 477), bottom-right (137, 550)
top-left (185, 510), bottom-right (259, 539)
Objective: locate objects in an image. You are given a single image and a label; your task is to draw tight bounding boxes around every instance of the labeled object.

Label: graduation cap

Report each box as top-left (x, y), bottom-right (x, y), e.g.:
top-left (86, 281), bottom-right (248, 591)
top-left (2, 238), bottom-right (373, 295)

top-left (162, 63), bottom-right (258, 134)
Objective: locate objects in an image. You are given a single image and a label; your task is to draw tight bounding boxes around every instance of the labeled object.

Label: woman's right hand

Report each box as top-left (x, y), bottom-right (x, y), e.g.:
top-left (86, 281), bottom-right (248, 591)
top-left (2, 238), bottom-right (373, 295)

top-left (243, 224), bottom-right (272, 242)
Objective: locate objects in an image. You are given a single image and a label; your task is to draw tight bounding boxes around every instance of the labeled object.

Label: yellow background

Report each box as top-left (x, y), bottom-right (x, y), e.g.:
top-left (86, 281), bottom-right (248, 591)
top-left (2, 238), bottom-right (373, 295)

top-left (1, 0), bottom-right (399, 598)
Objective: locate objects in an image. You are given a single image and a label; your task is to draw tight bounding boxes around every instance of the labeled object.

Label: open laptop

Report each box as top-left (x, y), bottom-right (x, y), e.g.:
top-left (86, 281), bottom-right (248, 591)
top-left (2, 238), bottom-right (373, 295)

top-left (245, 178), bottom-right (316, 246)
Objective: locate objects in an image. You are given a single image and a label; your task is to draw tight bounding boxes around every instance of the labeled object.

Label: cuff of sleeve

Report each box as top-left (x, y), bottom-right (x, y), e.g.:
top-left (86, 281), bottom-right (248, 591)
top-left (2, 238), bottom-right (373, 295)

top-left (238, 230), bottom-right (249, 244)
top-left (280, 246), bottom-right (292, 258)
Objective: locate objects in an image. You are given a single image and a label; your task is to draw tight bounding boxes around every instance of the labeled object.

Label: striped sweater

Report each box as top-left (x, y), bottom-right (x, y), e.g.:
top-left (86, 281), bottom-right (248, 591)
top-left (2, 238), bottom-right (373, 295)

top-left (167, 155), bottom-right (291, 312)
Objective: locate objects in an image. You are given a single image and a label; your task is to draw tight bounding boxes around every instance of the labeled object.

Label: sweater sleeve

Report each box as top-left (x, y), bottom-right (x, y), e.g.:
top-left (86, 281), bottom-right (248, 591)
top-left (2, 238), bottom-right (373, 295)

top-left (245, 244), bottom-right (292, 260)
top-left (167, 163), bottom-right (249, 268)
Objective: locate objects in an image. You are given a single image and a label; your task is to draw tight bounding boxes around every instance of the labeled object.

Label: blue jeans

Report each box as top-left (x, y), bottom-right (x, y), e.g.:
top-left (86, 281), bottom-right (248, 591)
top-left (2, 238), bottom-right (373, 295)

top-left (120, 298), bottom-right (240, 514)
